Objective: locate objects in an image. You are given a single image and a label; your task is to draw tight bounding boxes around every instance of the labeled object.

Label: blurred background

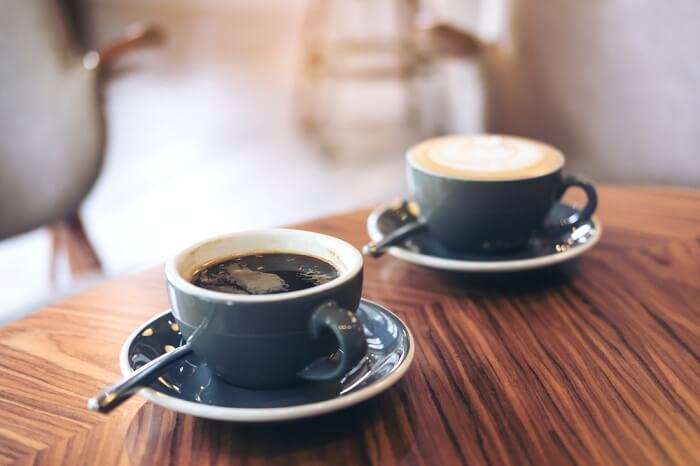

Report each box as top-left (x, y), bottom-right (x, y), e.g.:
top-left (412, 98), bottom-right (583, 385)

top-left (1, 0), bottom-right (698, 322)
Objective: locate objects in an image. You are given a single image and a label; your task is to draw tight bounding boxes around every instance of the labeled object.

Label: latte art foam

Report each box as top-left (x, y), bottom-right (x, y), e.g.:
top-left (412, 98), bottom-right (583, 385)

top-left (408, 135), bottom-right (564, 181)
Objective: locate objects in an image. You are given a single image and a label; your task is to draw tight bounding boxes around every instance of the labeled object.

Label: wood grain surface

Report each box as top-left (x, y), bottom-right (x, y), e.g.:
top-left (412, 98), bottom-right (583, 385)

top-left (0, 186), bottom-right (698, 466)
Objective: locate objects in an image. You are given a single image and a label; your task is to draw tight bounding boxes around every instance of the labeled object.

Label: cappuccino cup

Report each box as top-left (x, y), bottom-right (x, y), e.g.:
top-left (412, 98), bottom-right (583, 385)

top-left (407, 134), bottom-right (597, 252)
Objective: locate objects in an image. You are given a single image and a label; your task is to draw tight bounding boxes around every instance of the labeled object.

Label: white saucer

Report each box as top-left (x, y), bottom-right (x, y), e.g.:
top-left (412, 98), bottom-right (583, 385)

top-left (366, 199), bottom-right (602, 272)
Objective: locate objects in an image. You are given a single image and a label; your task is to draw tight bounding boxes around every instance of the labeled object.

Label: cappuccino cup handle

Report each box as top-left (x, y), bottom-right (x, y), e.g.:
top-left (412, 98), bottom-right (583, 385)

top-left (545, 176), bottom-right (598, 234)
top-left (298, 301), bottom-right (367, 382)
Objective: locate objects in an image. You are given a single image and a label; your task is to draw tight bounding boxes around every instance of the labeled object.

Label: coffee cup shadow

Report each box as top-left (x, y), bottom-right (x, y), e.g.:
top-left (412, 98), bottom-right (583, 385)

top-left (374, 256), bottom-right (576, 299)
top-left (436, 263), bottom-right (576, 296)
top-left (125, 392), bottom-right (414, 465)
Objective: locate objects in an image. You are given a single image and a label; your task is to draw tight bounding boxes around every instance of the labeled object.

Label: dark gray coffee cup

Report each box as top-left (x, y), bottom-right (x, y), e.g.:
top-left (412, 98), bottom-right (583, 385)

top-left (165, 229), bottom-right (366, 389)
top-left (407, 138), bottom-right (598, 252)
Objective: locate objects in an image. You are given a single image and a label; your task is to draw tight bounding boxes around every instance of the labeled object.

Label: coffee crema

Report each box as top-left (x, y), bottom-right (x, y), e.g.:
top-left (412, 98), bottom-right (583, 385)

top-left (408, 134), bottom-right (564, 181)
top-left (191, 253), bottom-right (339, 295)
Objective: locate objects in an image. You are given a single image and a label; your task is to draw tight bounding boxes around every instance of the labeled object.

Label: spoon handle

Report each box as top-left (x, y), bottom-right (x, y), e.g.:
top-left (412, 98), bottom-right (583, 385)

top-left (87, 343), bottom-right (192, 413)
top-left (363, 220), bottom-right (427, 258)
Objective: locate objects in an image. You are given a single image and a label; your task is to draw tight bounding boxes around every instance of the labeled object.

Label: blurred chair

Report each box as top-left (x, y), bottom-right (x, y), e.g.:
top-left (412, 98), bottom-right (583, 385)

top-left (0, 0), bottom-right (160, 283)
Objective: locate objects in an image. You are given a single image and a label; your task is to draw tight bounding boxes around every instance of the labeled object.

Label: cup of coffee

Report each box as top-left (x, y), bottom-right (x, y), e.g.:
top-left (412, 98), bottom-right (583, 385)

top-left (165, 229), bottom-right (366, 389)
top-left (407, 134), bottom-right (597, 252)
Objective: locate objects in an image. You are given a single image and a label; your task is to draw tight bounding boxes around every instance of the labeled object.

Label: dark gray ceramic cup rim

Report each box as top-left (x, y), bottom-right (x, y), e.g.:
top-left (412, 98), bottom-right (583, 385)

top-left (165, 229), bottom-right (363, 303)
top-left (406, 134), bottom-right (566, 182)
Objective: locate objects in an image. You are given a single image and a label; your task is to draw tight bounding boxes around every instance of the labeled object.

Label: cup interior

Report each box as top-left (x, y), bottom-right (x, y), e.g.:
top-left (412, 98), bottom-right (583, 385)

top-left (165, 229), bottom-right (363, 302)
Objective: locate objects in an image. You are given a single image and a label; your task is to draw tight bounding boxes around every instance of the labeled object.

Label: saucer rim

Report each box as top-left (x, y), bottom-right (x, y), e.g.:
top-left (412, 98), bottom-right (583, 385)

top-left (366, 199), bottom-right (602, 272)
top-left (119, 300), bottom-right (415, 422)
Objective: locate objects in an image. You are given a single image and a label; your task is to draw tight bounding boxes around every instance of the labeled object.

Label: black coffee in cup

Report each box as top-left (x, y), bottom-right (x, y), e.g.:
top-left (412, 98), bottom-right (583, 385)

top-left (191, 253), bottom-right (339, 295)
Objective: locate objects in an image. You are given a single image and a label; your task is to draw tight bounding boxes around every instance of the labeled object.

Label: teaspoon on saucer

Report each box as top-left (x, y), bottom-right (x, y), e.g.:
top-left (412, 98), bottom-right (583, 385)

top-left (88, 312), bottom-right (212, 413)
top-left (88, 343), bottom-right (193, 413)
top-left (362, 201), bottom-right (426, 257)
top-left (362, 219), bottom-right (426, 257)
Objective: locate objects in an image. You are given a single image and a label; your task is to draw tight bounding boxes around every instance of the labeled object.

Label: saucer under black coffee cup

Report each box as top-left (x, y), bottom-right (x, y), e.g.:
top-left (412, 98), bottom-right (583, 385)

top-left (367, 134), bottom-right (598, 256)
top-left (113, 300), bottom-right (414, 422)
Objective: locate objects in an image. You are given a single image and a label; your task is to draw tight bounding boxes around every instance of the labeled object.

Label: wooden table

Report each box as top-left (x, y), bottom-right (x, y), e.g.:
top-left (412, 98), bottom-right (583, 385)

top-left (0, 186), bottom-right (698, 466)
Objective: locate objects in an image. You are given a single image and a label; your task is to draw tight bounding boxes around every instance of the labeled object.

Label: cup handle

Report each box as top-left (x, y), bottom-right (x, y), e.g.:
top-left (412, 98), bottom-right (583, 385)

top-left (544, 175), bottom-right (598, 234)
top-left (298, 301), bottom-right (367, 382)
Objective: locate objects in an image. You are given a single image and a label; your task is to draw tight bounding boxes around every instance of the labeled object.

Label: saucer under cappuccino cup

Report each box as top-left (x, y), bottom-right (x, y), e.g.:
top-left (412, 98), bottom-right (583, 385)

top-left (165, 229), bottom-right (366, 389)
top-left (407, 134), bottom-right (598, 252)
